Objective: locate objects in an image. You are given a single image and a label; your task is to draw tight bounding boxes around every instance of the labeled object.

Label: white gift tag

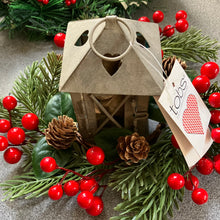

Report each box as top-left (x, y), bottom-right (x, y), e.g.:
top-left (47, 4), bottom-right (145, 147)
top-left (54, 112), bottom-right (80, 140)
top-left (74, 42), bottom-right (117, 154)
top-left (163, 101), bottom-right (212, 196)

top-left (155, 60), bottom-right (213, 168)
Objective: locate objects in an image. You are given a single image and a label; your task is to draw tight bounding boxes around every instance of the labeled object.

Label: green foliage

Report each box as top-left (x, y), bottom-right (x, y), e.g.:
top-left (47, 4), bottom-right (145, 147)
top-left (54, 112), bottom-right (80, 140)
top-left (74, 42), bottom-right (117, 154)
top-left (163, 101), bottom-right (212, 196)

top-left (0, 35), bottom-right (219, 219)
top-left (32, 137), bottom-right (73, 179)
top-left (0, 0), bottom-right (148, 39)
top-left (44, 92), bottom-right (76, 125)
top-left (0, 1), bottom-right (8, 17)
top-left (95, 128), bottom-right (132, 161)
top-left (0, 52), bottom-right (63, 175)
top-left (11, 52), bottom-right (62, 126)
top-left (202, 81), bottom-right (220, 133)
top-left (0, 164), bottom-right (94, 201)
top-left (148, 97), bottom-right (165, 123)
top-left (203, 81), bottom-right (220, 107)
top-left (109, 130), bottom-right (188, 220)
top-left (0, 52), bottom-right (63, 171)
top-left (0, 135), bottom-right (94, 201)
top-left (161, 27), bottom-right (220, 63)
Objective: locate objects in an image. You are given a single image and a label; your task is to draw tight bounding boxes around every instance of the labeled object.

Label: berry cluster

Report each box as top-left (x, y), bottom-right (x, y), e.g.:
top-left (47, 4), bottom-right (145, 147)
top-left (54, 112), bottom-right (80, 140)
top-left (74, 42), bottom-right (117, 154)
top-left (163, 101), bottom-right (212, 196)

top-left (192, 62), bottom-right (219, 94)
top-left (65, 0), bottom-right (76, 6)
top-left (37, 0), bottom-right (76, 6)
top-left (37, 0), bottom-right (49, 4)
top-left (138, 10), bottom-right (189, 38)
top-left (40, 146), bottom-right (105, 216)
top-left (197, 155), bottom-right (220, 175)
top-left (167, 172), bottom-right (208, 205)
top-left (192, 61), bottom-right (220, 143)
top-left (49, 0), bottom-right (77, 48)
top-left (0, 96), bottom-right (40, 164)
top-left (167, 154), bottom-right (220, 205)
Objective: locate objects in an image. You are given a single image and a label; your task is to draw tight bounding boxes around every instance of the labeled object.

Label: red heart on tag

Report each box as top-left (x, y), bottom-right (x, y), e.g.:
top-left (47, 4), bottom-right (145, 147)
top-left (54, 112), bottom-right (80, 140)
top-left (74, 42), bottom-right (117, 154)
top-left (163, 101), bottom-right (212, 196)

top-left (182, 94), bottom-right (204, 134)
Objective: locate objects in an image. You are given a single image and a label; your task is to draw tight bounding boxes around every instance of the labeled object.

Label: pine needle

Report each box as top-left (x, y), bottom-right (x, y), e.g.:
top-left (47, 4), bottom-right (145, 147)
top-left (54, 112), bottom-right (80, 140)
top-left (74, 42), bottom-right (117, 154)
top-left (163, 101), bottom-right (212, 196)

top-left (0, 0), bottom-right (148, 39)
top-left (161, 27), bottom-right (220, 63)
top-left (0, 166), bottom-right (94, 201)
top-left (0, 52), bottom-right (62, 172)
top-left (11, 52), bottom-right (62, 125)
top-left (109, 129), bottom-right (188, 220)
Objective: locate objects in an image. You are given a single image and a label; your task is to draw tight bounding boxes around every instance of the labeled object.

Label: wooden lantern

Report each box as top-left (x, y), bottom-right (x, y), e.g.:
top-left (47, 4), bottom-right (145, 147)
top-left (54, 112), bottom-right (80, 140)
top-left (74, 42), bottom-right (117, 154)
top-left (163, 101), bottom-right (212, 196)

top-left (59, 16), bottom-right (163, 140)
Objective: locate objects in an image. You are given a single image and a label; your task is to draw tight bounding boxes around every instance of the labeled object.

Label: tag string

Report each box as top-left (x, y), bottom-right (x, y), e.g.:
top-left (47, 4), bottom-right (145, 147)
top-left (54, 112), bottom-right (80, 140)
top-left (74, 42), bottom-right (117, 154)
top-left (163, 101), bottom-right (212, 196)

top-left (132, 42), bottom-right (167, 81)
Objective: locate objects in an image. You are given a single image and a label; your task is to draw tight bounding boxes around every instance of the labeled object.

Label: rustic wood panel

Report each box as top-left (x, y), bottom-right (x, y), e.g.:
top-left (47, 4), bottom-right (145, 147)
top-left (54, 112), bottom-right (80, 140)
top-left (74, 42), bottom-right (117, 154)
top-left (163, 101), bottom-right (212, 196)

top-left (71, 93), bottom-right (97, 141)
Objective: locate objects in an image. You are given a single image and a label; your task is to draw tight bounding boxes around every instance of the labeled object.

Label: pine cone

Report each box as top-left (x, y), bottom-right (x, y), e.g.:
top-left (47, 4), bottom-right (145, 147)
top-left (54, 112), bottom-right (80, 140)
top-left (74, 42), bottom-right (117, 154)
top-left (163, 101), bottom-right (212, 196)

top-left (45, 115), bottom-right (78, 150)
top-left (116, 132), bottom-right (150, 165)
top-left (162, 56), bottom-right (187, 78)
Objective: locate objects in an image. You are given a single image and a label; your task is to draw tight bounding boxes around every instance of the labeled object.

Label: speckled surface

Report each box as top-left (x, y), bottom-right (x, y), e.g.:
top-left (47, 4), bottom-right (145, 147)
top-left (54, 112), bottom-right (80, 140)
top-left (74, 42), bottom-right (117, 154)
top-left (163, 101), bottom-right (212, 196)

top-left (0, 0), bottom-right (220, 219)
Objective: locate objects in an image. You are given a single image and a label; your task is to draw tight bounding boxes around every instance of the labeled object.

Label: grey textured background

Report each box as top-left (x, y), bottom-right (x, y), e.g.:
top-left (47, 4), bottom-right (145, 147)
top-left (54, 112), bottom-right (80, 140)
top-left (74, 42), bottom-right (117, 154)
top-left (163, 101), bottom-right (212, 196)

top-left (0, 0), bottom-right (220, 219)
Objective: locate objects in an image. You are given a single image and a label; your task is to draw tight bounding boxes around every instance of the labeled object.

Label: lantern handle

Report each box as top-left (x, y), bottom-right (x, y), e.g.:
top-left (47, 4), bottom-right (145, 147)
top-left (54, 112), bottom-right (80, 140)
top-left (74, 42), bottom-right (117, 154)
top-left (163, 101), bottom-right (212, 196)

top-left (89, 16), bottom-right (135, 62)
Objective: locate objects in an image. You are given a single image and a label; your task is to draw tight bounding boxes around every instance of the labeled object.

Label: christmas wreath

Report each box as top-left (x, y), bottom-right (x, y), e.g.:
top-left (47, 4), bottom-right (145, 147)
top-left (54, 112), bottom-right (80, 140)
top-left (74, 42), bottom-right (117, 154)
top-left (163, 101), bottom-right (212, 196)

top-left (0, 0), bottom-right (148, 40)
top-left (0, 9), bottom-right (220, 220)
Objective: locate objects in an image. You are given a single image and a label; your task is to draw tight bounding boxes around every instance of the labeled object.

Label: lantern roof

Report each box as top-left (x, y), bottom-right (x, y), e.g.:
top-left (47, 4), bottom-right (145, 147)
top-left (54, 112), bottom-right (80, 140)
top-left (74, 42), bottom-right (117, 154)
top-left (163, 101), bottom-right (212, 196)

top-left (59, 16), bottom-right (164, 96)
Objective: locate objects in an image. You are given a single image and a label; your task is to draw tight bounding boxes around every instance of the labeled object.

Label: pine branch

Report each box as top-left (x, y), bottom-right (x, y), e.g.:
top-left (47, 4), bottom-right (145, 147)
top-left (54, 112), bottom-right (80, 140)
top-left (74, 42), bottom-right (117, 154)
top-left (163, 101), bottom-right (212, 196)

top-left (0, 1), bottom-right (8, 17)
top-left (1, 141), bottom-right (95, 201)
top-left (109, 129), bottom-right (188, 220)
top-left (0, 0), bottom-right (148, 39)
top-left (0, 52), bottom-right (62, 171)
top-left (21, 143), bottom-right (35, 172)
top-left (161, 27), bottom-right (220, 63)
top-left (11, 52), bottom-right (62, 125)
top-left (0, 165), bottom-right (94, 201)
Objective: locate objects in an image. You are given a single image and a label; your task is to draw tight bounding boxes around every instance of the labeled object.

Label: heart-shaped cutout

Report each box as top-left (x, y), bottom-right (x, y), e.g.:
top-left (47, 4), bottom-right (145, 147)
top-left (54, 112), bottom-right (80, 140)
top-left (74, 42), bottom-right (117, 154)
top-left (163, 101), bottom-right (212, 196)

top-left (182, 94), bottom-right (204, 134)
top-left (102, 53), bottom-right (122, 76)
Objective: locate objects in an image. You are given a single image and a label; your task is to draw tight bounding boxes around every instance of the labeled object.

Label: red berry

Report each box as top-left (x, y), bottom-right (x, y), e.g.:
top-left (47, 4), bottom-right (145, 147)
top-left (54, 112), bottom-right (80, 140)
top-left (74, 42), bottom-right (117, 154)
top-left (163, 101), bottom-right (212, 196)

top-left (159, 27), bottom-right (162, 35)
top-left (54, 33), bottom-right (66, 48)
top-left (71, 0), bottom-right (76, 4)
top-left (167, 173), bottom-right (185, 190)
top-left (175, 10), bottom-right (187, 20)
top-left (163, 25), bottom-right (175, 37)
top-left (175, 19), bottom-right (188, 32)
top-left (208, 92), bottom-right (220, 108)
top-left (42, 0), bottom-right (49, 4)
top-left (171, 135), bottom-right (180, 149)
top-left (2, 96), bottom-right (17, 111)
top-left (191, 188), bottom-right (208, 205)
top-left (4, 147), bottom-right (22, 164)
top-left (63, 180), bottom-right (79, 196)
top-left (196, 157), bottom-right (214, 175)
top-left (65, 0), bottom-right (71, 6)
top-left (7, 127), bottom-right (25, 145)
top-left (86, 196), bottom-right (104, 216)
top-left (138, 16), bottom-right (150, 22)
top-left (40, 157), bottom-right (57, 173)
top-left (0, 119), bottom-right (11, 133)
top-left (214, 154), bottom-right (220, 162)
top-left (192, 75), bottom-right (210, 93)
top-left (211, 127), bottom-right (220, 143)
top-left (200, 62), bottom-right (219, 79)
top-left (77, 191), bottom-right (94, 209)
top-left (80, 178), bottom-right (99, 193)
top-left (22, 113), bottom-right (39, 130)
top-left (210, 110), bottom-right (220, 124)
top-left (0, 136), bottom-right (8, 151)
top-left (152, 11), bottom-right (164, 23)
top-left (214, 160), bottom-right (220, 174)
top-left (184, 174), bottom-right (199, 190)
top-left (86, 146), bottom-right (105, 165)
top-left (48, 184), bottom-right (63, 200)
top-left (161, 50), bottom-right (164, 58)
